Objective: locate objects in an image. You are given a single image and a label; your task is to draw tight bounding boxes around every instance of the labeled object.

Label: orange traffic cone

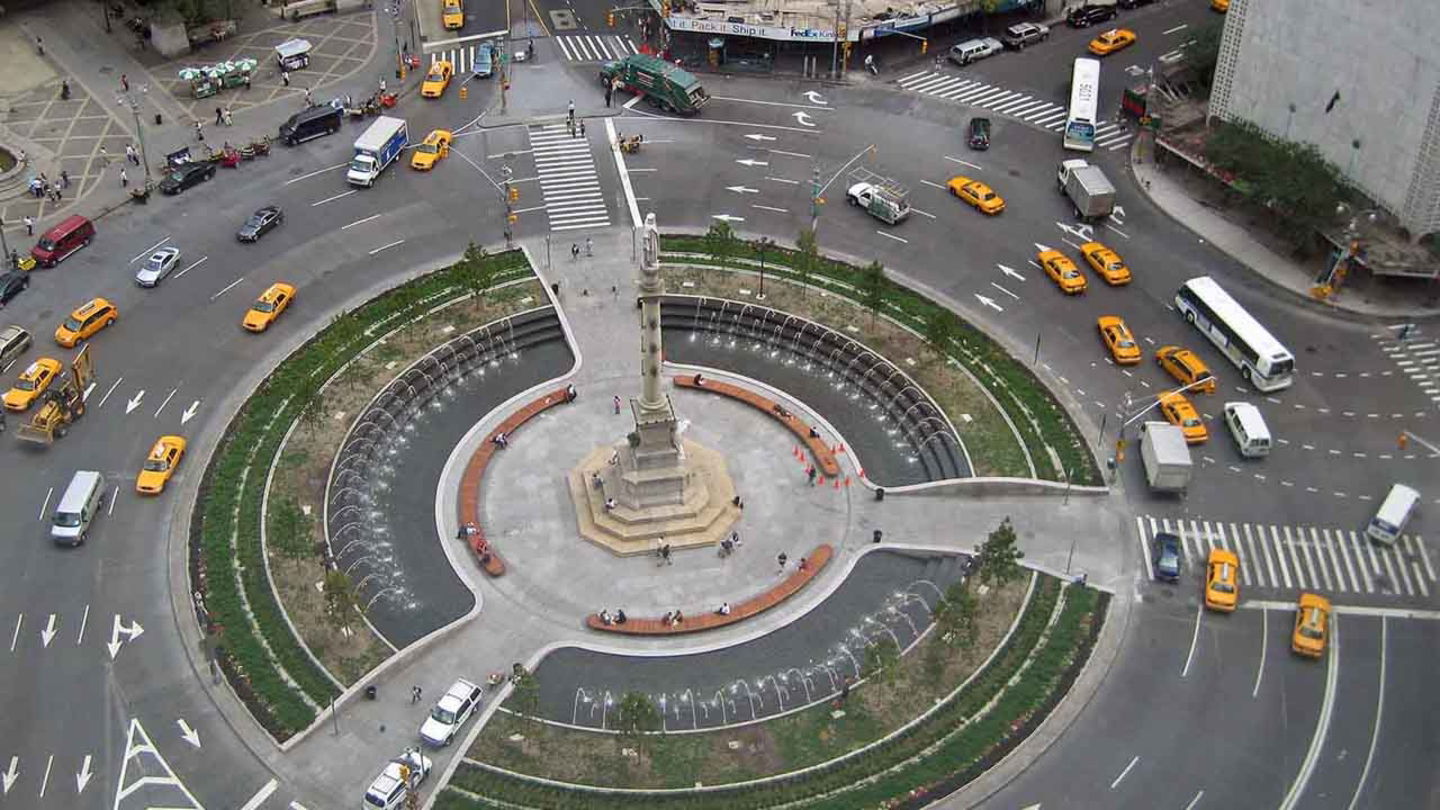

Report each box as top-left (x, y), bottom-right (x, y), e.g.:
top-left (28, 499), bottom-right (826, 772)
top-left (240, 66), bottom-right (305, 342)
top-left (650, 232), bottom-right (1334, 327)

top-left (833, 477), bottom-right (840, 490)
top-left (844, 476), bottom-right (852, 488)
top-left (817, 475), bottom-right (825, 486)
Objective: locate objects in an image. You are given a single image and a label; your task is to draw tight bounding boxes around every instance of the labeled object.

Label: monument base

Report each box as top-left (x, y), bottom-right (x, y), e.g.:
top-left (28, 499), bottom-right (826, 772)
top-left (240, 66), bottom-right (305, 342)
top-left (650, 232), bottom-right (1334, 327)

top-left (569, 439), bottom-right (740, 556)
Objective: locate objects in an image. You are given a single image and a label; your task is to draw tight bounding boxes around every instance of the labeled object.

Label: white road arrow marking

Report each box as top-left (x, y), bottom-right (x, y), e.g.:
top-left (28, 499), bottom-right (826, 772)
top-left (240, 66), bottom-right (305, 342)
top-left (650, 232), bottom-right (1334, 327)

top-left (726, 186), bottom-right (759, 194)
top-left (1, 757), bottom-right (16, 795)
top-left (711, 214), bottom-right (746, 223)
top-left (803, 90), bottom-right (827, 105)
top-left (1056, 222), bottom-right (1094, 240)
top-left (108, 614), bottom-right (145, 660)
top-left (40, 614), bottom-right (57, 647)
top-left (125, 389), bottom-right (146, 414)
top-left (744, 133), bottom-right (777, 142)
top-left (974, 294), bottom-right (1004, 312)
top-left (792, 111), bottom-right (816, 127)
top-left (997, 263), bottom-right (1026, 281)
top-left (1034, 242), bottom-right (1055, 253)
top-left (181, 400), bottom-right (201, 425)
top-left (178, 719), bottom-right (201, 749)
top-left (1112, 204), bottom-right (1126, 219)
top-left (75, 755), bottom-right (93, 794)
top-left (735, 158), bottom-right (769, 167)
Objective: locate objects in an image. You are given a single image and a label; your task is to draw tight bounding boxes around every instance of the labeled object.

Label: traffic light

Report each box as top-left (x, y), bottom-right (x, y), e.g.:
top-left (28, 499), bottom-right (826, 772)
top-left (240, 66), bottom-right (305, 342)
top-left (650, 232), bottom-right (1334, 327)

top-left (507, 212), bottom-right (518, 224)
top-left (921, 40), bottom-right (928, 55)
top-left (508, 186), bottom-right (519, 203)
top-left (607, 11), bottom-right (615, 26)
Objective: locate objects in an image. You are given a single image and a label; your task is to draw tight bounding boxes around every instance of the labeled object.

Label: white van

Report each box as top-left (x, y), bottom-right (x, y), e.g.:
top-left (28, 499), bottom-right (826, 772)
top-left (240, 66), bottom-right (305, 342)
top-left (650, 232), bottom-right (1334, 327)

top-left (1222, 402), bottom-right (1271, 458)
top-left (51, 471), bottom-right (105, 545)
top-left (1366, 483), bottom-right (1420, 545)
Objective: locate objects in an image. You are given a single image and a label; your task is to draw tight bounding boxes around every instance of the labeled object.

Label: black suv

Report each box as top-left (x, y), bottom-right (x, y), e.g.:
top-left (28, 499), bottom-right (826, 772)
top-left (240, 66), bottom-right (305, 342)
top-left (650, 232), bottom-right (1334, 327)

top-left (968, 117), bottom-right (991, 150)
top-left (1001, 22), bottom-right (1050, 50)
top-left (159, 162), bottom-right (217, 195)
top-left (0, 271), bottom-right (29, 309)
top-left (1067, 4), bottom-right (1119, 27)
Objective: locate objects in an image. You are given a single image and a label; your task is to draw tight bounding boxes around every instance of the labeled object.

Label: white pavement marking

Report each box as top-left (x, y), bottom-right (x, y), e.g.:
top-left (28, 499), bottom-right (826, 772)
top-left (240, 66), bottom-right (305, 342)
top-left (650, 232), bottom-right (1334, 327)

top-left (368, 240), bottom-right (405, 255)
top-left (1138, 516), bottom-right (1156, 581)
top-left (1252, 607), bottom-right (1267, 698)
top-left (174, 256), bottom-right (208, 279)
top-left (76, 603), bottom-right (90, 644)
top-left (341, 214), bottom-right (382, 230)
top-left (1278, 614), bottom-right (1339, 810)
top-left (1346, 617), bottom-right (1385, 810)
top-left (1163, 23), bottom-right (1189, 34)
top-left (153, 387), bottom-right (178, 419)
top-left (752, 204), bottom-right (789, 213)
top-left (1110, 755), bottom-right (1140, 789)
top-left (130, 237), bottom-right (171, 264)
top-left (1413, 535), bottom-right (1436, 581)
top-left (1279, 526), bottom-right (1300, 589)
top-left (1348, 533), bottom-right (1374, 593)
top-left (97, 376), bottom-right (123, 408)
top-left (1181, 601), bottom-right (1203, 678)
top-left (310, 189), bottom-right (356, 207)
top-left (239, 779), bottom-right (279, 810)
top-left (944, 156), bottom-right (983, 170)
top-left (107, 486), bottom-right (118, 516)
top-left (1330, 529), bottom-right (1358, 592)
top-left (39, 486), bottom-right (54, 521)
top-left (609, 117), bottom-right (641, 227)
top-left (9, 615), bottom-right (20, 652)
top-left (1392, 543), bottom-right (1416, 595)
top-left (1313, 528), bottom-right (1338, 591)
top-left (210, 278), bottom-right (245, 300)
top-left (39, 754), bottom-right (53, 797)
top-left (876, 231), bottom-right (908, 244)
top-left (1185, 790), bottom-right (1205, 810)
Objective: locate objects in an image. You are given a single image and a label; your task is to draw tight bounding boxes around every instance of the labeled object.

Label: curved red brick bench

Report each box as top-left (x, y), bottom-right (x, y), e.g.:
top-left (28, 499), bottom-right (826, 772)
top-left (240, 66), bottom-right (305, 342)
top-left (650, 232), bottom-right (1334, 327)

top-left (674, 374), bottom-right (841, 479)
top-left (585, 544), bottom-right (833, 634)
top-left (457, 385), bottom-right (572, 575)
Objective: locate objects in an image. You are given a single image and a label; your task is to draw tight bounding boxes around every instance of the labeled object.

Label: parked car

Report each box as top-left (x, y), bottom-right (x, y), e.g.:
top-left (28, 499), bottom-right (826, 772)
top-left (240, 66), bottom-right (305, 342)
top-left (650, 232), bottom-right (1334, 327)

top-left (159, 162), bottom-right (216, 195)
top-left (1068, 3), bottom-right (1119, 27)
top-left (0, 325), bottom-right (32, 368)
top-left (947, 37), bottom-right (1003, 66)
top-left (1152, 532), bottom-right (1181, 582)
top-left (362, 748), bottom-right (432, 810)
top-left (419, 679), bottom-right (485, 746)
top-left (1001, 22), bottom-right (1049, 50)
top-left (237, 205), bottom-right (284, 242)
top-left (0, 271), bottom-right (29, 309)
top-left (967, 116), bottom-right (991, 150)
top-left (135, 246), bottom-right (181, 288)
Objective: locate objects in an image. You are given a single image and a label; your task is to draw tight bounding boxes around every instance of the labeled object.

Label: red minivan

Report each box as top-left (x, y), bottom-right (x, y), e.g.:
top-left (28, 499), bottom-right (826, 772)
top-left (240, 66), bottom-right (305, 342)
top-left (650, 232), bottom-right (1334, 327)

top-left (31, 215), bottom-right (96, 267)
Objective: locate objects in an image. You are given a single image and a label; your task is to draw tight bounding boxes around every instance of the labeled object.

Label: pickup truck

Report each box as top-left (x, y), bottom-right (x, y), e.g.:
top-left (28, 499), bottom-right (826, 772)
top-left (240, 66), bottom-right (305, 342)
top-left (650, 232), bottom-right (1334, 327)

top-left (1057, 159), bottom-right (1116, 222)
top-left (347, 116), bottom-right (408, 187)
top-left (847, 181), bottom-right (910, 225)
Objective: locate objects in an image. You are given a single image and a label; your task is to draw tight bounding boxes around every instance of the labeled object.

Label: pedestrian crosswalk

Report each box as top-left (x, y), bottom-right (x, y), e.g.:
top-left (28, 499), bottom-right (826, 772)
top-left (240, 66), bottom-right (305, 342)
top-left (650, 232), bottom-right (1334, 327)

top-left (896, 70), bottom-right (1135, 151)
top-left (528, 124), bottom-right (611, 232)
top-left (1136, 515), bottom-right (1437, 600)
top-left (428, 45), bottom-right (493, 74)
top-left (556, 34), bottom-right (639, 63)
top-left (1375, 335), bottom-right (1440, 406)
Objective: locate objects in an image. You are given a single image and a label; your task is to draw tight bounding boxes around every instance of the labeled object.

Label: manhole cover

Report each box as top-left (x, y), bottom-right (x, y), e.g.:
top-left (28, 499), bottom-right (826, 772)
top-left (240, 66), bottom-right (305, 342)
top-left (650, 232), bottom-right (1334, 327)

top-left (550, 10), bottom-right (577, 30)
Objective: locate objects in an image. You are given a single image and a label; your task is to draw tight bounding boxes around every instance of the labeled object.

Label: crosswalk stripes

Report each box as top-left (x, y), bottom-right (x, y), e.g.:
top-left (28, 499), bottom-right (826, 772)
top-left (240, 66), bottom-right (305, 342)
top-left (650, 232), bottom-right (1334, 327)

top-left (429, 45), bottom-right (490, 74)
top-left (1136, 515), bottom-right (1436, 600)
top-left (527, 124), bottom-right (611, 232)
top-left (556, 34), bottom-right (639, 63)
top-left (1374, 335), bottom-right (1440, 405)
top-left (896, 70), bottom-right (1135, 151)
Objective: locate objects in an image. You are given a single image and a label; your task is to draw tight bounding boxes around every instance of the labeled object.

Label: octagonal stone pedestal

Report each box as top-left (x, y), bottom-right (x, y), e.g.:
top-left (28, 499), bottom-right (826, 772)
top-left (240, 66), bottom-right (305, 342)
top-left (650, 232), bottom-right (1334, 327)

top-left (568, 439), bottom-right (739, 555)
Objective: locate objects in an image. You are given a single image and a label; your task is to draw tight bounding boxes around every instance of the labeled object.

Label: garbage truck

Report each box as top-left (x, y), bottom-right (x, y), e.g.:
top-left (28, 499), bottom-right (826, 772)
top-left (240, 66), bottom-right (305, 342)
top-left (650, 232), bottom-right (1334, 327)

top-left (347, 116), bottom-right (408, 187)
top-left (1057, 159), bottom-right (1116, 222)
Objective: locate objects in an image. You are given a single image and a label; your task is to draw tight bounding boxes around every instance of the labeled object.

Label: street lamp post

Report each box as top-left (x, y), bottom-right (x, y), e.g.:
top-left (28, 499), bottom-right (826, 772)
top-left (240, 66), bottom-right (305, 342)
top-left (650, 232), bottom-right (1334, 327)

top-left (755, 236), bottom-right (774, 299)
top-left (117, 86), bottom-right (154, 186)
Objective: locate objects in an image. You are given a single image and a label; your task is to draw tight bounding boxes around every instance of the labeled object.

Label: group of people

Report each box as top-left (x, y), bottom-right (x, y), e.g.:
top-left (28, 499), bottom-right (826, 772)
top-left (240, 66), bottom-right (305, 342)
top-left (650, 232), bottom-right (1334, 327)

top-left (661, 609), bottom-right (684, 626)
top-left (597, 608), bottom-right (628, 625)
top-left (718, 530), bottom-right (743, 557)
top-left (27, 171), bottom-right (67, 202)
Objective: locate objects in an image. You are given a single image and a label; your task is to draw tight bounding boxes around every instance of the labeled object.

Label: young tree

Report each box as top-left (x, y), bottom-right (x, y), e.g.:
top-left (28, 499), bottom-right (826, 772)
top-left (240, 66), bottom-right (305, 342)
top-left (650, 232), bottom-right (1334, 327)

top-left (1188, 20), bottom-right (1224, 86)
top-left (863, 636), bottom-right (901, 685)
top-left (794, 227), bottom-right (819, 297)
top-left (271, 498), bottom-right (313, 559)
top-left (615, 691), bottom-right (661, 755)
top-left (860, 260), bottom-right (887, 326)
top-left (323, 568), bottom-right (359, 633)
top-left (931, 580), bottom-right (978, 650)
top-left (977, 517), bottom-right (1025, 586)
top-left (458, 241), bottom-right (498, 302)
top-left (924, 308), bottom-right (957, 358)
top-left (704, 221), bottom-right (736, 272)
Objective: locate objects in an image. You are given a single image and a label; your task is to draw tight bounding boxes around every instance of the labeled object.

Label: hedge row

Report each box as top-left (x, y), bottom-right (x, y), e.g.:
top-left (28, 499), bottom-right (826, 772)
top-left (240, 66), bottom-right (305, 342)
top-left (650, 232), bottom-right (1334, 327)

top-left (659, 235), bottom-right (1100, 485)
top-left (191, 251), bottom-right (533, 740)
top-left (437, 577), bottom-right (1106, 809)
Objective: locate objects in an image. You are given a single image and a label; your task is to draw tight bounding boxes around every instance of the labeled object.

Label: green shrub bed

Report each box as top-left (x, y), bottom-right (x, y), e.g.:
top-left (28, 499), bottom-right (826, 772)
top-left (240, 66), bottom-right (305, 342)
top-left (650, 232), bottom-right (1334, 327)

top-left (437, 577), bottom-right (1108, 809)
top-left (659, 235), bottom-right (1099, 484)
top-left (190, 250), bottom-right (533, 740)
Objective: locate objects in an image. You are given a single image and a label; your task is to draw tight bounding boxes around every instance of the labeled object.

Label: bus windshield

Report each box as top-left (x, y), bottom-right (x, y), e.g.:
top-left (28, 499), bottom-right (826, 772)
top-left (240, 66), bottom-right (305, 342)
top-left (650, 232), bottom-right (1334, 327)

top-left (1063, 58), bottom-right (1100, 152)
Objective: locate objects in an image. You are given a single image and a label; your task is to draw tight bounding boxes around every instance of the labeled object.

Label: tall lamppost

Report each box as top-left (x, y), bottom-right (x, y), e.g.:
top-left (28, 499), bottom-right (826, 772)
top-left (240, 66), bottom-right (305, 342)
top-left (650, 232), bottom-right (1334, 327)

top-left (754, 236), bottom-right (774, 300)
top-left (116, 85), bottom-right (153, 186)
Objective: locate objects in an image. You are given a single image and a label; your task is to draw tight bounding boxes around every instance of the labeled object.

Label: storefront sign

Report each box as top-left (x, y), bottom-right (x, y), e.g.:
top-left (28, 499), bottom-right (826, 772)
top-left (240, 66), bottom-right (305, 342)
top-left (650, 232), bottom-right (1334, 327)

top-left (665, 16), bottom-right (853, 42)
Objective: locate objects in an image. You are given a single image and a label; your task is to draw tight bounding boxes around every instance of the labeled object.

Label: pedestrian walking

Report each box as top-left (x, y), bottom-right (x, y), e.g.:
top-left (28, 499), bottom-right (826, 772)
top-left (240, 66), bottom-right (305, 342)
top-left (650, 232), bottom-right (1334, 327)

top-left (243, 73), bottom-right (251, 89)
top-left (60, 79), bottom-right (70, 100)
top-left (571, 243), bottom-right (580, 261)
top-left (120, 168), bottom-right (128, 187)
top-left (659, 541), bottom-right (672, 565)
top-left (35, 36), bottom-right (43, 56)
top-left (567, 118), bottom-right (575, 137)
top-left (613, 395), bottom-right (622, 414)
top-left (222, 108), bottom-right (233, 127)
top-left (125, 144), bottom-right (136, 164)
top-left (807, 466), bottom-right (817, 485)
top-left (24, 215), bottom-right (34, 236)
top-left (120, 73), bottom-right (130, 93)
top-left (585, 236), bottom-right (593, 257)
top-left (580, 119), bottom-right (586, 137)
top-left (604, 86), bottom-right (612, 107)
top-left (60, 169), bottom-right (69, 189)
top-left (567, 99), bottom-right (575, 122)
top-left (195, 120), bottom-right (206, 142)
top-left (379, 78), bottom-right (388, 93)
top-left (100, 145), bottom-right (109, 163)
top-left (281, 68), bottom-right (291, 87)
top-left (777, 552), bottom-right (788, 572)
top-left (411, 685), bottom-right (423, 704)
top-left (51, 181), bottom-right (62, 202)
top-left (304, 88), bottom-right (314, 107)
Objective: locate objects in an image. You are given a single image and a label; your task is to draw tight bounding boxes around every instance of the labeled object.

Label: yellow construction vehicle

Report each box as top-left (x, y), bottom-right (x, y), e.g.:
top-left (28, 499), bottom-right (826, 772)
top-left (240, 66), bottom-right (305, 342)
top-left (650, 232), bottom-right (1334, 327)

top-left (17, 345), bottom-right (93, 446)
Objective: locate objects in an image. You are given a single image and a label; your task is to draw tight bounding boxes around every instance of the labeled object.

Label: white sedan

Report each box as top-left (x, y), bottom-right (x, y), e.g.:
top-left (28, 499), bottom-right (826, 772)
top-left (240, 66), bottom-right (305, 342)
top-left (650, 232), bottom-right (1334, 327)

top-left (135, 246), bottom-right (182, 288)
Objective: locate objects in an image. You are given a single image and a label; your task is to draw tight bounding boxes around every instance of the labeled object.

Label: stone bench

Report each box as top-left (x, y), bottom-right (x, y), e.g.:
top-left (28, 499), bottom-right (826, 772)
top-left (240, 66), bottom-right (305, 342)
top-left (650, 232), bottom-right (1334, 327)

top-left (674, 375), bottom-right (842, 479)
top-left (585, 543), bottom-right (833, 634)
top-left (457, 386), bottom-right (573, 575)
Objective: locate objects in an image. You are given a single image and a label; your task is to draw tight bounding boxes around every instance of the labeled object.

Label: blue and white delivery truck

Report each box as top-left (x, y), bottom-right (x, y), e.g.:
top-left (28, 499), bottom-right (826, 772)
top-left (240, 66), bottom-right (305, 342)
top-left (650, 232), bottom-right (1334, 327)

top-left (347, 116), bottom-right (408, 187)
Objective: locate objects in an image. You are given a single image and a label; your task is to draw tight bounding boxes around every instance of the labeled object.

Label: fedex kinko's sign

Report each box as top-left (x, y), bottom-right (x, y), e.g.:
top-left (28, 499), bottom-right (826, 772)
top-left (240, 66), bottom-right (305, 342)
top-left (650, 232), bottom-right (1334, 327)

top-left (664, 16), bottom-right (855, 42)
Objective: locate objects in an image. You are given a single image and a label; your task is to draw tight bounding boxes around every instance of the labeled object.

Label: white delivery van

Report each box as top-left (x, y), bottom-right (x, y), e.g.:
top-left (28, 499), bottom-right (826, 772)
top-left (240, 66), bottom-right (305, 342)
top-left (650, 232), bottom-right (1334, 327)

top-left (1222, 402), bottom-right (1271, 458)
top-left (51, 470), bottom-right (105, 545)
top-left (1366, 483), bottom-right (1420, 545)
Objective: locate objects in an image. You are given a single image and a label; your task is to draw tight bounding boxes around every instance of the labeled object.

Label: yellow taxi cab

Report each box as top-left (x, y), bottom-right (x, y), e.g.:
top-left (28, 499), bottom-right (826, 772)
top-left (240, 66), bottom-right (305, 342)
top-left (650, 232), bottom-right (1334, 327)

top-left (136, 435), bottom-right (187, 495)
top-left (946, 176), bottom-right (1005, 215)
top-left (1088, 28), bottom-right (1137, 56)
top-left (1291, 593), bottom-right (1331, 658)
top-left (1211, 0), bottom-right (1229, 11)
top-left (1158, 390), bottom-right (1208, 444)
top-left (1079, 241), bottom-right (1130, 285)
top-left (55, 297), bottom-right (118, 348)
top-left (1097, 316), bottom-right (1142, 365)
top-left (441, 0), bottom-right (464, 29)
top-left (3, 356), bottom-right (63, 412)
top-left (1037, 249), bottom-right (1087, 295)
top-left (1156, 346), bottom-right (1216, 394)
top-left (421, 60), bottom-right (454, 98)
top-left (411, 129), bottom-right (453, 170)
top-left (1204, 548), bottom-right (1239, 612)
top-left (243, 282), bottom-right (296, 332)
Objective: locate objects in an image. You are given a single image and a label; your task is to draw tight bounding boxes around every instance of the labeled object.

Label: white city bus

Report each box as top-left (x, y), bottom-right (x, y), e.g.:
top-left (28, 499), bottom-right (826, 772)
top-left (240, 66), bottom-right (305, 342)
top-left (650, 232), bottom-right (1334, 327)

top-left (1063, 58), bottom-right (1101, 152)
top-left (1175, 276), bottom-right (1295, 391)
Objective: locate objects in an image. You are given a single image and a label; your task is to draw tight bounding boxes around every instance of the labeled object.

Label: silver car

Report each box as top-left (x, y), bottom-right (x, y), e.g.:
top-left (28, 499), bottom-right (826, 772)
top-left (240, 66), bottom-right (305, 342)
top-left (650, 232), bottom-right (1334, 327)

top-left (135, 246), bottom-right (181, 288)
top-left (0, 325), bottom-right (32, 368)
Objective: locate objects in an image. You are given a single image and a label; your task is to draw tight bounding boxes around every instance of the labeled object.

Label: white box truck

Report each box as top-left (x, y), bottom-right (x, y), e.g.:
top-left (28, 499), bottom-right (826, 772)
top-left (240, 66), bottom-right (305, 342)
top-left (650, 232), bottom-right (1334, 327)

top-left (1140, 421), bottom-right (1192, 493)
top-left (1057, 159), bottom-right (1116, 222)
top-left (347, 116), bottom-right (408, 187)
